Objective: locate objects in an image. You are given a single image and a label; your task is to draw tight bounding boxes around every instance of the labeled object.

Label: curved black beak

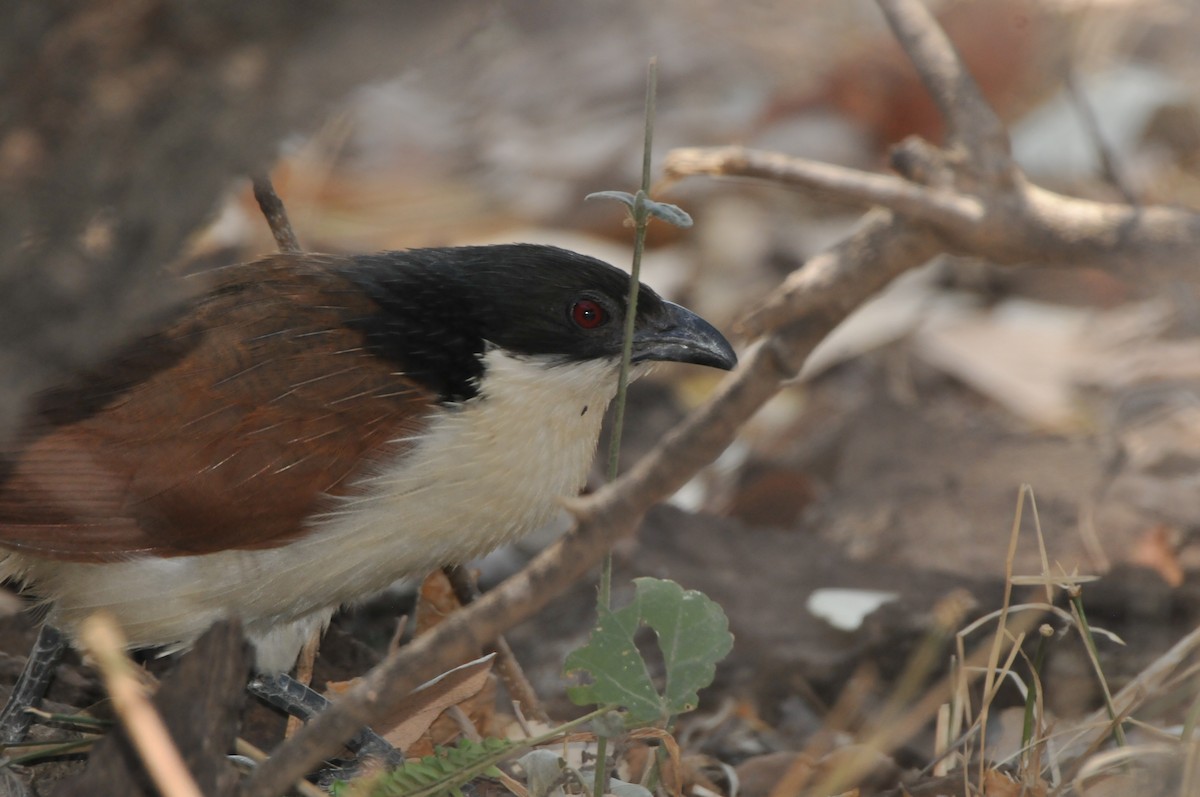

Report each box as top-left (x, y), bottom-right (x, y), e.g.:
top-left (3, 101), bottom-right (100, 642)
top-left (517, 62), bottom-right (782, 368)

top-left (631, 301), bottom-right (737, 371)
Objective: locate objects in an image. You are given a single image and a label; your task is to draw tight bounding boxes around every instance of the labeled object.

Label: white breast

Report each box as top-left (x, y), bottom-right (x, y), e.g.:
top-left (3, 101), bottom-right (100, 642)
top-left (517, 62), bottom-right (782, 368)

top-left (10, 350), bottom-right (622, 671)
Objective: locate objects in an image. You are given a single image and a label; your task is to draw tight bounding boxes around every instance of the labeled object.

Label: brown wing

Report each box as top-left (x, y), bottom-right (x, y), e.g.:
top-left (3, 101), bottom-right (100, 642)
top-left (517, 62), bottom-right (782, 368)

top-left (0, 254), bottom-right (434, 562)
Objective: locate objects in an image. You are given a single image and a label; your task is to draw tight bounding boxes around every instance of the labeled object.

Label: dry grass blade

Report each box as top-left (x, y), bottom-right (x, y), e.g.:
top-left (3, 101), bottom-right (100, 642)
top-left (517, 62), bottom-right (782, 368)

top-left (78, 612), bottom-right (204, 797)
top-left (1079, 624), bottom-right (1200, 750)
top-left (802, 609), bottom-right (1039, 797)
top-left (285, 628), bottom-right (321, 740)
top-left (972, 486), bottom-right (1033, 786)
top-left (1072, 743), bottom-right (1182, 795)
top-left (444, 565), bottom-right (548, 723)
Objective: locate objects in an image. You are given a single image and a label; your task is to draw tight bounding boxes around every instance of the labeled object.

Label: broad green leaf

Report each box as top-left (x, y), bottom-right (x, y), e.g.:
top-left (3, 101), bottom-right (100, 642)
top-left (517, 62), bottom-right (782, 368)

top-left (564, 578), bottom-right (733, 723)
top-left (635, 578), bottom-right (732, 715)
top-left (563, 597), bottom-right (661, 721)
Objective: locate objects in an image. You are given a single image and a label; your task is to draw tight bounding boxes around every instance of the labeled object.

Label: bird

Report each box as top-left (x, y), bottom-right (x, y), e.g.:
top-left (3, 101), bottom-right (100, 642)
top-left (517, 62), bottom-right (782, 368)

top-left (0, 243), bottom-right (736, 741)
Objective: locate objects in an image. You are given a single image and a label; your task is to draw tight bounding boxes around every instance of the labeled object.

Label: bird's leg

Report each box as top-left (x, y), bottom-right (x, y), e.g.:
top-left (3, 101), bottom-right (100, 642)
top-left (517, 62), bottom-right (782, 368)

top-left (0, 624), bottom-right (67, 745)
top-left (246, 672), bottom-right (403, 768)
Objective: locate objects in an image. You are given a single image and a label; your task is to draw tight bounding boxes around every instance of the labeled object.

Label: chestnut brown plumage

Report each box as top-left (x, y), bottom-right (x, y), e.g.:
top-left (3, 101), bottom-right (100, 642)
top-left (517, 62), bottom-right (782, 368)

top-left (2, 255), bottom-right (435, 560)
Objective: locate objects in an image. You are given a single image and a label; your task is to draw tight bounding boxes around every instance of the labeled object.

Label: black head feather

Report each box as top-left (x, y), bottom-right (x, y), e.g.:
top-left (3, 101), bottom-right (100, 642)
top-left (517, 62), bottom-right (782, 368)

top-left (341, 244), bottom-right (734, 403)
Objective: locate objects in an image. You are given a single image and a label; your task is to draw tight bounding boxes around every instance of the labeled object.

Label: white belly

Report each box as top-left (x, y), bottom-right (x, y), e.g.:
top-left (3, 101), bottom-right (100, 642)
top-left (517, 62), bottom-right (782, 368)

top-left (7, 351), bottom-right (621, 671)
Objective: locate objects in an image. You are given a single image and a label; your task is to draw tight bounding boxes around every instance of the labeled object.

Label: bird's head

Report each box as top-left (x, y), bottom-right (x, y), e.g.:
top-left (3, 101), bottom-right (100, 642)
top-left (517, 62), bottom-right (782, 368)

top-left (344, 244), bottom-right (737, 404)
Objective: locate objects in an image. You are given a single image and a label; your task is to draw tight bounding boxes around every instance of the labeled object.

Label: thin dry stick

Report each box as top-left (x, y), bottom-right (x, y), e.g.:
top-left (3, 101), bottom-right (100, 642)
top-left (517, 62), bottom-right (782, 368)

top-left (662, 146), bottom-right (984, 228)
top-left (251, 174), bottom-right (303, 254)
top-left (78, 613), bottom-right (204, 797)
top-left (285, 629), bottom-right (322, 739)
top-left (235, 738), bottom-right (327, 797)
top-left (443, 565), bottom-right (549, 724)
top-left (875, 0), bottom-right (1011, 174)
top-left (1063, 65), bottom-right (1139, 206)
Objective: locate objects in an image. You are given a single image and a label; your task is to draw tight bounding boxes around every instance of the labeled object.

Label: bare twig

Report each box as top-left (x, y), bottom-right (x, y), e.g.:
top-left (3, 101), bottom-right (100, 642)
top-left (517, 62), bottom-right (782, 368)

top-left (663, 146), bottom-right (984, 228)
top-left (285, 629), bottom-right (321, 739)
top-left (875, 0), bottom-right (1011, 176)
top-left (79, 613), bottom-right (204, 797)
top-left (235, 739), bottom-right (327, 797)
top-left (665, 150), bottom-right (1200, 338)
top-left (1063, 65), bottom-right (1139, 205)
top-left (443, 565), bottom-right (549, 724)
top-left (251, 175), bottom-right (303, 254)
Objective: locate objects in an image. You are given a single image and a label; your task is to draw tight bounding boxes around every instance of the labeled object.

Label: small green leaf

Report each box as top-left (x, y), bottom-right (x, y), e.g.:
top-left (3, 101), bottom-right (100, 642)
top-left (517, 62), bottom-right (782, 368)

top-left (564, 578), bottom-right (733, 723)
top-left (586, 191), bottom-right (692, 229)
top-left (351, 737), bottom-right (511, 797)
top-left (643, 199), bottom-right (693, 228)
top-left (585, 190), bottom-right (638, 210)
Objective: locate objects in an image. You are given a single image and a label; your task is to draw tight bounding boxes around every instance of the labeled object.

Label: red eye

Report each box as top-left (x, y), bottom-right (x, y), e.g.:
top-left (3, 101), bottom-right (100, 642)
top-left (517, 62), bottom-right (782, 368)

top-left (571, 299), bottom-right (606, 330)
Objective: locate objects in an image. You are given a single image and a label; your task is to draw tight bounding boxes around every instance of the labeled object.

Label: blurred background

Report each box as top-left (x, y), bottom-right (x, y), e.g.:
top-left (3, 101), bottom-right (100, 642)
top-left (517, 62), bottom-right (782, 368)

top-left (189, 0), bottom-right (1200, 577)
top-left (7, 0), bottom-right (1200, 783)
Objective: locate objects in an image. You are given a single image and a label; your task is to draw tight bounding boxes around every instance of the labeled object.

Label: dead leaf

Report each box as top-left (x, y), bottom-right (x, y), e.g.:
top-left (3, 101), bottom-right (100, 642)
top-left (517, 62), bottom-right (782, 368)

top-left (982, 768), bottom-right (1046, 796)
top-left (914, 299), bottom-right (1094, 431)
top-left (415, 569), bottom-right (465, 637)
top-left (1130, 524), bottom-right (1184, 587)
top-left (384, 654), bottom-right (495, 752)
top-left (327, 653), bottom-right (496, 754)
top-left (418, 672), bottom-right (498, 754)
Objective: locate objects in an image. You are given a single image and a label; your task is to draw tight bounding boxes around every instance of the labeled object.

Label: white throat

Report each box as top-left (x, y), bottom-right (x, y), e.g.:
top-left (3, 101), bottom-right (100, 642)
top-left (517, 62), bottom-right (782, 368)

top-left (307, 348), bottom-right (624, 583)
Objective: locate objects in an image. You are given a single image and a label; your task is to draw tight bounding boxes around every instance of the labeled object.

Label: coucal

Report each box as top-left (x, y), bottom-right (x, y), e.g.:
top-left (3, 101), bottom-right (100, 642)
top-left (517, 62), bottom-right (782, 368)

top-left (0, 243), bottom-right (735, 742)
